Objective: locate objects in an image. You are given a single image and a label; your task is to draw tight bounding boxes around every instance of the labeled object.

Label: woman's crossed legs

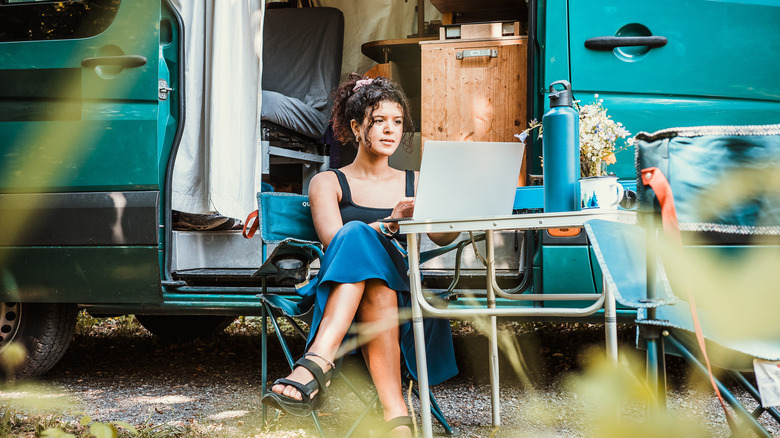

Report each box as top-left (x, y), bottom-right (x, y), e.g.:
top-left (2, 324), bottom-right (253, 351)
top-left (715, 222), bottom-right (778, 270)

top-left (270, 279), bottom-right (411, 435)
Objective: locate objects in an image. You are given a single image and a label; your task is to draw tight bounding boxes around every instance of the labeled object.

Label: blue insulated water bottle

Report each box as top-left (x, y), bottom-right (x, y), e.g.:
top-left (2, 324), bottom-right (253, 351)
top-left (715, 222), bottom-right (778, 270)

top-left (542, 80), bottom-right (580, 212)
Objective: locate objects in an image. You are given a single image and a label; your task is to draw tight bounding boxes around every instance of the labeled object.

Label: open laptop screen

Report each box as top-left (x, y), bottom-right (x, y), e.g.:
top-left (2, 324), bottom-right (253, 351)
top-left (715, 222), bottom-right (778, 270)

top-left (410, 141), bottom-right (525, 221)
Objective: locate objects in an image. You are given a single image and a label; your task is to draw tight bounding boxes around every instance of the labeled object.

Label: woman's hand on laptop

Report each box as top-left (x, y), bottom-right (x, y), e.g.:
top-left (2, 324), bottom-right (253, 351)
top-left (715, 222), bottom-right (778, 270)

top-left (396, 197), bottom-right (459, 246)
top-left (386, 197), bottom-right (415, 233)
top-left (387, 197), bottom-right (458, 246)
top-left (393, 197), bottom-right (415, 218)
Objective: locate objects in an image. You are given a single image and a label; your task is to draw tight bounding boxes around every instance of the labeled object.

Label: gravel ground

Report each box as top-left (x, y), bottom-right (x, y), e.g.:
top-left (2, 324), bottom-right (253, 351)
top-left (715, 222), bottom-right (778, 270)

top-left (1, 315), bottom-right (777, 437)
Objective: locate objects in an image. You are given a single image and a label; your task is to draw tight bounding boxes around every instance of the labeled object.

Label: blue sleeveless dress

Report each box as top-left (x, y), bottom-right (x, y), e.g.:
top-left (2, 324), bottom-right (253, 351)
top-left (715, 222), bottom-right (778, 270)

top-left (297, 169), bottom-right (458, 385)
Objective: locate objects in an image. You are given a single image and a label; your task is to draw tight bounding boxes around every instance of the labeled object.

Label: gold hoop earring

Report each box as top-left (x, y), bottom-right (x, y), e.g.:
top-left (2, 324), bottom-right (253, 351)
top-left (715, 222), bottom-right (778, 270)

top-left (355, 133), bottom-right (360, 143)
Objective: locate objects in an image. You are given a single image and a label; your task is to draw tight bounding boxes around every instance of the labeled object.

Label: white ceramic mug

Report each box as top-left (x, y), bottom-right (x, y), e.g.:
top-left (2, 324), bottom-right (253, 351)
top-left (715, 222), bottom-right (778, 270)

top-left (579, 176), bottom-right (624, 210)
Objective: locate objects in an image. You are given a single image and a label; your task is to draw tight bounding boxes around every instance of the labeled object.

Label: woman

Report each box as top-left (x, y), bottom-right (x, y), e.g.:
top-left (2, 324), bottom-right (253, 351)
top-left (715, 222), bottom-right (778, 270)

top-left (262, 74), bottom-right (459, 436)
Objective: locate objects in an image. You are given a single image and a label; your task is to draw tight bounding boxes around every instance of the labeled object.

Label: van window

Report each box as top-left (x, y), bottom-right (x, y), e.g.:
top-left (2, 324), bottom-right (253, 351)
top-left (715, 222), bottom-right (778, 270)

top-left (0, 0), bottom-right (121, 42)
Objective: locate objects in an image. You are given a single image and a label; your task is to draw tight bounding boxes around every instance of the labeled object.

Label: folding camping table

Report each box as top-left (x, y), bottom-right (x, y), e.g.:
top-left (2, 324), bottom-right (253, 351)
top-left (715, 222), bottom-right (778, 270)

top-left (401, 209), bottom-right (636, 438)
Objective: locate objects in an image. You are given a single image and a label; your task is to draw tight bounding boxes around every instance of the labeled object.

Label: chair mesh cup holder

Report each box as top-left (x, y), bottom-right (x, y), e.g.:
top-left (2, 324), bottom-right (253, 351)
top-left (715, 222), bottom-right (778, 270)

top-left (272, 254), bottom-right (310, 286)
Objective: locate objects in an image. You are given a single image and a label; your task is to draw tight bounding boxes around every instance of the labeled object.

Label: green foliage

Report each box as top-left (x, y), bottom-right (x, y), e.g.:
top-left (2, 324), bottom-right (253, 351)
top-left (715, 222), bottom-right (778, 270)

top-left (0, 343), bottom-right (26, 383)
top-left (75, 311), bottom-right (145, 338)
top-left (41, 428), bottom-right (77, 438)
top-left (40, 415), bottom-right (143, 438)
top-left (224, 316), bottom-right (296, 337)
top-left (74, 311), bottom-right (100, 335)
top-left (40, 414), bottom-right (139, 438)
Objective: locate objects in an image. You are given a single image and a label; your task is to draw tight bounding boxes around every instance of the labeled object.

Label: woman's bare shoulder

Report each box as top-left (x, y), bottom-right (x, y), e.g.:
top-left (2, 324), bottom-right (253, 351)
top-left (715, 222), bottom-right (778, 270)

top-left (309, 170), bottom-right (341, 198)
top-left (311, 169), bottom-right (337, 185)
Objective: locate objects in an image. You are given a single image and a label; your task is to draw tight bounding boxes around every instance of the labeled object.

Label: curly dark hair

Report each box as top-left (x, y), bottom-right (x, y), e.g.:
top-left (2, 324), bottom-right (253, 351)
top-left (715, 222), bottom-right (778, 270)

top-left (330, 72), bottom-right (415, 153)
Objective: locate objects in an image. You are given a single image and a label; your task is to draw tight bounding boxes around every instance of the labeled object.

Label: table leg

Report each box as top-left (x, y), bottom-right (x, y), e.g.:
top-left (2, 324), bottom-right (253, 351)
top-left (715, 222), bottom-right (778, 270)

top-left (261, 295), bottom-right (268, 423)
top-left (485, 230), bottom-right (501, 426)
top-left (407, 233), bottom-right (433, 438)
top-left (603, 276), bottom-right (618, 362)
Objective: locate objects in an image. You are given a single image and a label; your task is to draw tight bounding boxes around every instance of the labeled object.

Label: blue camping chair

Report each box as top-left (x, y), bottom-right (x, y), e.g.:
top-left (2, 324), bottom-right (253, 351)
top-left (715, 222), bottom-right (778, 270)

top-left (585, 124), bottom-right (780, 437)
top-left (245, 191), bottom-right (479, 436)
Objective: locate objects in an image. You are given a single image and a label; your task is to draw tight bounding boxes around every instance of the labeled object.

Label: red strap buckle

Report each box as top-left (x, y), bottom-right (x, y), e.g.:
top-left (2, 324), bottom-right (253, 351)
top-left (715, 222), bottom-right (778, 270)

top-left (242, 210), bottom-right (259, 239)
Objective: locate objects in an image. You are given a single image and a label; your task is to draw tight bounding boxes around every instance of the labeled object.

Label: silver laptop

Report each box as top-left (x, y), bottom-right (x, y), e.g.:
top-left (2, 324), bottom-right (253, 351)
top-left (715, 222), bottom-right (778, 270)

top-left (408, 140), bottom-right (525, 221)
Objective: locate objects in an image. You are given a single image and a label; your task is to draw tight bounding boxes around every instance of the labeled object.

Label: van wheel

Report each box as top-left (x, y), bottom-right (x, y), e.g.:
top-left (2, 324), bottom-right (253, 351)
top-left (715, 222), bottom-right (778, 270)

top-left (136, 315), bottom-right (235, 340)
top-left (0, 303), bottom-right (78, 379)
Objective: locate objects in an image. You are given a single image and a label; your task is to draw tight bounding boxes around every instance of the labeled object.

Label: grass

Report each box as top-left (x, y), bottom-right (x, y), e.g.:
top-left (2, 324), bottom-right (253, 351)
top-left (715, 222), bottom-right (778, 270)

top-left (75, 313), bottom-right (147, 338)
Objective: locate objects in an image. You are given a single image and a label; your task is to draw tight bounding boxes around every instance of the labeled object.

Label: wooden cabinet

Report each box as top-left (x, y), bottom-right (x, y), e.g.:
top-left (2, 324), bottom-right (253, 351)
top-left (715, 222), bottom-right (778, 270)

top-left (420, 36), bottom-right (527, 183)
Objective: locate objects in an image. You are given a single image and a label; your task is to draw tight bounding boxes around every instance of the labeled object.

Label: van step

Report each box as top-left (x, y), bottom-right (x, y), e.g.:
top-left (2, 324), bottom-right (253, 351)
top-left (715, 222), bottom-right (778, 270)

top-left (173, 268), bottom-right (261, 287)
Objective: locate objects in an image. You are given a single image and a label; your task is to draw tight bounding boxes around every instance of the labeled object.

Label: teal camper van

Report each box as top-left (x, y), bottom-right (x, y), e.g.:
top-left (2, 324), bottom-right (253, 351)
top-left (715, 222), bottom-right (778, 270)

top-left (1, 0), bottom-right (779, 378)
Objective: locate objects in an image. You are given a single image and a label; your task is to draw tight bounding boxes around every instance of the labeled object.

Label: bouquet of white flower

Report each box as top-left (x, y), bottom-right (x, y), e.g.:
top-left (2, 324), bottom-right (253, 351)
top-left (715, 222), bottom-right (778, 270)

top-left (515, 95), bottom-right (633, 177)
top-left (577, 96), bottom-right (633, 177)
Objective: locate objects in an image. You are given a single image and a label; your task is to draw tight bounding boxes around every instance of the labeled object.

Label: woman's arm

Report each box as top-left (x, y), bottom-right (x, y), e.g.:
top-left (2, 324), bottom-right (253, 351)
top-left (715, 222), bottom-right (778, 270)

top-left (427, 230), bottom-right (460, 246)
top-left (407, 171), bottom-right (460, 246)
top-left (308, 172), bottom-right (344, 248)
top-left (310, 172), bottom-right (418, 248)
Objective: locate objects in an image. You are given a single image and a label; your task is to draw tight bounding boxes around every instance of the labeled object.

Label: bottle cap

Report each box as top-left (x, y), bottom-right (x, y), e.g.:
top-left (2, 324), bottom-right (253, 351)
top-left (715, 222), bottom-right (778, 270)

top-left (548, 80), bottom-right (573, 108)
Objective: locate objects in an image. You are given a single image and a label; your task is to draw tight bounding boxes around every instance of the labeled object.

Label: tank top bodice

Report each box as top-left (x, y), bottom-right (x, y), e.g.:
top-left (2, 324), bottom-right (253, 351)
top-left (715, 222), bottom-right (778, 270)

top-left (330, 168), bottom-right (414, 225)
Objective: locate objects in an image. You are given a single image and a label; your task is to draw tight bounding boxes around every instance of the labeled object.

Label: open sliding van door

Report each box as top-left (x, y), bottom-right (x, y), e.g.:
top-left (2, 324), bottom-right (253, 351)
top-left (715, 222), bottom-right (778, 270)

top-left (563, 0), bottom-right (780, 179)
top-left (0, 0), bottom-right (164, 304)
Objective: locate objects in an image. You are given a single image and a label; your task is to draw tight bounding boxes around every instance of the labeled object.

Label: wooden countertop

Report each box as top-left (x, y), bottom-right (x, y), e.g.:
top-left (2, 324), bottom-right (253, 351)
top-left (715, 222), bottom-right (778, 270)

top-left (361, 36), bottom-right (437, 65)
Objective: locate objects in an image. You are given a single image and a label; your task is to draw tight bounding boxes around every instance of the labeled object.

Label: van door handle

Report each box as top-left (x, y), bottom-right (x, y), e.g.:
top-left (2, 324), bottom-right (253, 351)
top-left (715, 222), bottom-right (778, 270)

top-left (584, 36), bottom-right (667, 50)
top-left (81, 55), bottom-right (148, 68)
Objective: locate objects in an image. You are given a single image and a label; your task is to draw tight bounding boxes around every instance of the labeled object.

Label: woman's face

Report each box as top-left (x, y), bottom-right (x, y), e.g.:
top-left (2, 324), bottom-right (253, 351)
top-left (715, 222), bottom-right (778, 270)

top-left (354, 100), bottom-right (404, 156)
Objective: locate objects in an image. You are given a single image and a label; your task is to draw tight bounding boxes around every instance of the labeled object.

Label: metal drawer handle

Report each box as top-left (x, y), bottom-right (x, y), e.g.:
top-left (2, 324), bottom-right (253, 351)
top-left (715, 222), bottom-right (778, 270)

top-left (455, 49), bottom-right (498, 60)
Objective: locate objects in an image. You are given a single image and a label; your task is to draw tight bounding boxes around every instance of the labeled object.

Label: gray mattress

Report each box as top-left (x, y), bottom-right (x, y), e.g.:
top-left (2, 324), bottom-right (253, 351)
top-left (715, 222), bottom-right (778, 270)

top-left (261, 7), bottom-right (344, 140)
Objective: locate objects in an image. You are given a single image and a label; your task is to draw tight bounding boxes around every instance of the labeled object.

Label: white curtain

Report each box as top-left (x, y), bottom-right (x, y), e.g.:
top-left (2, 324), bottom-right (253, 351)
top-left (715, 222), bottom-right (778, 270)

top-left (170, 0), bottom-right (264, 220)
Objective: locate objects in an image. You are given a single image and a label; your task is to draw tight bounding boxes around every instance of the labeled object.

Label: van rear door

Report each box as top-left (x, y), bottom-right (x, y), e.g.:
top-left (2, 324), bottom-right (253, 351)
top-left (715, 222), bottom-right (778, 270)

top-left (0, 0), bottom-right (163, 303)
top-left (563, 0), bottom-right (780, 178)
